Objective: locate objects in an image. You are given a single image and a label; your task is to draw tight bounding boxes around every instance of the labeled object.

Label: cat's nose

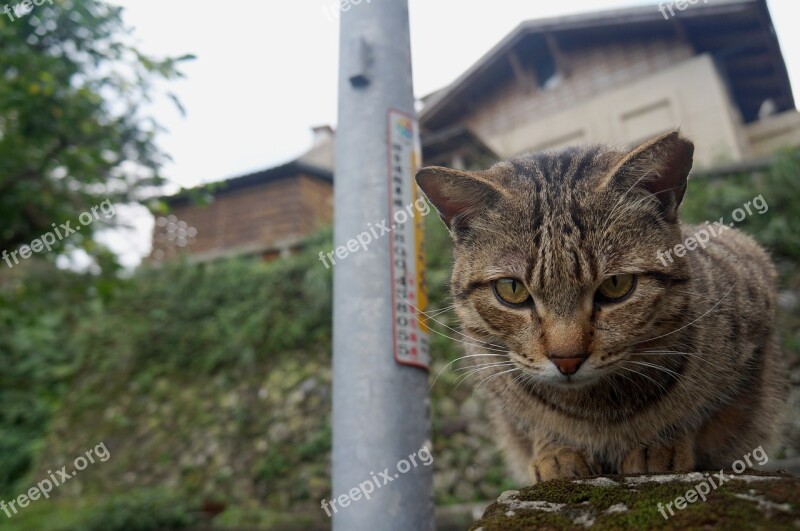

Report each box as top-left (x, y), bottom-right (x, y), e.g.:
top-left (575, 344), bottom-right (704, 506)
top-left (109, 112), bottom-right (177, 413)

top-left (549, 355), bottom-right (587, 375)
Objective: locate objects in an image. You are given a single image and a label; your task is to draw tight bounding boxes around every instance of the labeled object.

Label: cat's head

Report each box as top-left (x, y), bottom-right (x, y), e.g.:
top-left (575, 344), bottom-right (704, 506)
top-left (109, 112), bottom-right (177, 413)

top-left (416, 131), bottom-right (694, 388)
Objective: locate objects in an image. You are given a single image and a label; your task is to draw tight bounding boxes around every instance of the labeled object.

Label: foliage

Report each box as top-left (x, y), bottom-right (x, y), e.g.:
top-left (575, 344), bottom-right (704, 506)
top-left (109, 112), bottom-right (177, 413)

top-left (3, 490), bottom-right (200, 531)
top-left (77, 489), bottom-right (199, 531)
top-left (0, 263), bottom-right (106, 495)
top-left (214, 505), bottom-right (319, 529)
top-left (0, 229), bottom-right (332, 499)
top-left (681, 148), bottom-right (800, 261)
top-left (0, 0), bottom-right (193, 261)
top-left (72, 228), bottom-right (333, 377)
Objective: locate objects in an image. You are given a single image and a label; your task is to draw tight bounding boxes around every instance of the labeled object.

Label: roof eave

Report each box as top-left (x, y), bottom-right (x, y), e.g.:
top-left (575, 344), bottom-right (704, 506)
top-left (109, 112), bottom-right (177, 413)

top-left (160, 161), bottom-right (333, 208)
top-left (419, 0), bottom-right (780, 127)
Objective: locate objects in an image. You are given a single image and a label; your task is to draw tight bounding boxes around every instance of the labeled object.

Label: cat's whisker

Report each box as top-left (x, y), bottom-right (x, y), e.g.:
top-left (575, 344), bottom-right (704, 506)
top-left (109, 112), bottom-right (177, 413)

top-left (510, 372), bottom-right (529, 387)
top-left (635, 360), bottom-right (712, 390)
top-left (457, 362), bottom-right (509, 380)
top-left (618, 365), bottom-right (668, 395)
top-left (473, 367), bottom-right (522, 393)
top-left (455, 364), bottom-right (515, 390)
top-left (602, 199), bottom-right (655, 244)
top-left (630, 350), bottom-right (707, 359)
top-left (631, 285), bottom-right (734, 346)
top-left (605, 180), bottom-right (647, 225)
top-left (418, 305), bottom-right (456, 319)
top-left (599, 372), bottom-right (624, 398)
top-left (455, 366), bottom-right (515, 388)
top-left (428, 353), bottom-right (508, 390)
top-left (419, 319), bottom-right (511, 354)
top-left (427, 307), bottom-right (456, 319)
top-left (649, 339), bottom-right (707, 354)
top-left (448, 353), bottom-right (509, 364)
top-left (630, 359), bottom-right (717, 395)
top-left (602, 193), bottom-right (654, 237)
top-left (631, 350), bottom-right (700, 354)
top-left (448, 352), bottom-right (508, 365)
top-left (454, 361), bottom-right (516, 373)
top-left (602, 195), bottom-right (661, 247)
top-left (608, 367), bottom-right (647, 396)
top-left (400, 295), bottom-right (510, 353)
top-left (624, 360), bottom-right (683, 380)
top-left (509, 371), bottom-right (541, 396)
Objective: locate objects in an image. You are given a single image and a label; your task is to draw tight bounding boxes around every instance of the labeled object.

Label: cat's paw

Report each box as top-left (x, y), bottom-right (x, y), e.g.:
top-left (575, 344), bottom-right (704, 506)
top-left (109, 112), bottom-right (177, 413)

top-left (620, 438), bottom-right (695, 474)
top-left (528, 447), bottom-right (599, 484)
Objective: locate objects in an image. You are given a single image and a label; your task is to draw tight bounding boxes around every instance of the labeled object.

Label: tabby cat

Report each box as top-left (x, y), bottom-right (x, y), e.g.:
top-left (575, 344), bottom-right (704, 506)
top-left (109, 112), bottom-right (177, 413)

top-left (416, 131), bottom-right (787, 483)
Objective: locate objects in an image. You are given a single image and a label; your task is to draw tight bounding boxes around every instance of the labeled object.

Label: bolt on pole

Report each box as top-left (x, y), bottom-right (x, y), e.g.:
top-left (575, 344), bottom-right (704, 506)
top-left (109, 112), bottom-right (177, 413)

top-left (331, 0), bottom-right (434, 530)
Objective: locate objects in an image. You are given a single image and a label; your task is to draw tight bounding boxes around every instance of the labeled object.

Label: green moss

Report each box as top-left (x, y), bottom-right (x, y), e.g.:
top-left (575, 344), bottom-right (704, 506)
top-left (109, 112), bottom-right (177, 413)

top-left (473, 474), bottom-right (800, 530)
top-left (474, 504), bottom-right (577, 531)
top-left (519, 480), bottom-right (595, 504)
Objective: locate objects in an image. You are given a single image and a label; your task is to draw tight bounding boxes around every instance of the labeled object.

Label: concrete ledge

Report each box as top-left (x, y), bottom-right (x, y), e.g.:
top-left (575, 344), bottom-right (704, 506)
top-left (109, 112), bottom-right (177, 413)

top-left (471, 471), bottom-right (799, 530)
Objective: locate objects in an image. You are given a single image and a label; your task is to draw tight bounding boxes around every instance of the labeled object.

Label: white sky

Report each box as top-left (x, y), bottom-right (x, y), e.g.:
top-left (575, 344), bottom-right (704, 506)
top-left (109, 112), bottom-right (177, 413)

top-left (103, 0), bottom-right (800, 267)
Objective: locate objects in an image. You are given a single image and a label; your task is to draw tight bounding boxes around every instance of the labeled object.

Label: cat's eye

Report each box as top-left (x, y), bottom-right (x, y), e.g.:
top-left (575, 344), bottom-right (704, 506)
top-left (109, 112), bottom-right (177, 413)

top-left (596, 274), bottom-right (636, 302)
top-left (493, 278), bottom-right (531, 306)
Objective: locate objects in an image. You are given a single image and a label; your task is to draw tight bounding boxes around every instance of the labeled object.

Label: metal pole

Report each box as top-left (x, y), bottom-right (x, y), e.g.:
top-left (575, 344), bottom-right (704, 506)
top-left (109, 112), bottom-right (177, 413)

top-left (332, 0), bottom-right (434, 529)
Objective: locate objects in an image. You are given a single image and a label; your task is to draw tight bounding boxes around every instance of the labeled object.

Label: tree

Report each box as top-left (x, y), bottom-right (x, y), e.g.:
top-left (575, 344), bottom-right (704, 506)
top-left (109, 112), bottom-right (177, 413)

top-left (0, 0), bottom-right (192, 265)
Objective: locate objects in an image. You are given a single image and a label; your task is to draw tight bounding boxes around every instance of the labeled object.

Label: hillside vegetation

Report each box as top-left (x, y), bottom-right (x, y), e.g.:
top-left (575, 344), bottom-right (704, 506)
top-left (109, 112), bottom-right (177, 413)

top-left (1, 149), bottom-right (798, 529)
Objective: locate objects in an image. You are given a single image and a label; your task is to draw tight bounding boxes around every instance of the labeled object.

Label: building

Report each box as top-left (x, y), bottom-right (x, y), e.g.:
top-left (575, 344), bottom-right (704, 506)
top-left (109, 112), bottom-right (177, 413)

top-left (419, 0), bottom-right (798, 167)
top-left (152, 0), bottom-right (798, 262)
top-left (150, 127), bottom-right (334, 262)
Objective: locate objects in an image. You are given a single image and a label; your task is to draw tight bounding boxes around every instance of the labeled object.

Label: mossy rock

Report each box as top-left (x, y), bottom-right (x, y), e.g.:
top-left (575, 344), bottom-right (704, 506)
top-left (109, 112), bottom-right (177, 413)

top-left (471, 471), bottom-right (800, 530)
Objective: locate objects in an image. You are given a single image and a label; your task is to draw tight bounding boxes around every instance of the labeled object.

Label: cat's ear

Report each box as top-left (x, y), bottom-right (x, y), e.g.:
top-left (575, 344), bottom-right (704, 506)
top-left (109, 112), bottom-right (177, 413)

top-left (415, 167), bottom-right (502, 231)
top-left (600, 131), bottom-right (694, 221)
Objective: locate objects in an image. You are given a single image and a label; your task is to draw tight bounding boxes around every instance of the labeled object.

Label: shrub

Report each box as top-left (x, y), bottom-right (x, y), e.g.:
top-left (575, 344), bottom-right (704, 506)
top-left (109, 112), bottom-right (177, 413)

top-left (77, 489), bottom-right (199, 531)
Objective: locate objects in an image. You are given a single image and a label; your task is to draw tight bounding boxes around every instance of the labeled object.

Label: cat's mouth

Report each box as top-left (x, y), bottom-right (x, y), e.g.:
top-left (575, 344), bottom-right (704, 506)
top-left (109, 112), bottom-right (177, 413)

top-left (508, 352), bottom-right (607, 388)
top-left (515, 365), bottom-right (605, 392)
top-left (541, 363), bottom-right (605, 388)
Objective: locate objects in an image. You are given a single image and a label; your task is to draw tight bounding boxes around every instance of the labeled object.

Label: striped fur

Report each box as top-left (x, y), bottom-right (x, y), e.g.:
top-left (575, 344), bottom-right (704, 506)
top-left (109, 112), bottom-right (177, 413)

top-left (416, 132), bottom-right (788, 483)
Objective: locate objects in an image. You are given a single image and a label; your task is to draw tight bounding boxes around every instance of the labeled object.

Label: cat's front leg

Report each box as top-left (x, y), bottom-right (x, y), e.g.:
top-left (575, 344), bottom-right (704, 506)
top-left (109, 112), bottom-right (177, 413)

top-left (620, 434), bottom-right (695, 474)
top-left (528, 436), bottom-right (600, 484)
